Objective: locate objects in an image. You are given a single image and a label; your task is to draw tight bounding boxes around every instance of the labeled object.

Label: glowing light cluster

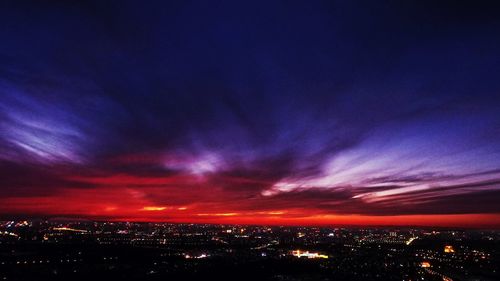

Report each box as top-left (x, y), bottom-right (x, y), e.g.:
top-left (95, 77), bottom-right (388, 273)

top-left (291, 250), bottom-right (328, 259)
top-left (184, 253), bottom-right (208, 259)
top-left (52, 227), bottom-right (87, 233)
top-left (444, 245), bottom-right (455, 253)
top-left (421, 261), bottom-right (431, 268)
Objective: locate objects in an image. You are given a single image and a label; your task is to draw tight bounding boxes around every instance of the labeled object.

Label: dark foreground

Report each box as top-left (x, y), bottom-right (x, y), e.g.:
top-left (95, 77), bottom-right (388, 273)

top-left (1, 221), bottom-right (499, 281)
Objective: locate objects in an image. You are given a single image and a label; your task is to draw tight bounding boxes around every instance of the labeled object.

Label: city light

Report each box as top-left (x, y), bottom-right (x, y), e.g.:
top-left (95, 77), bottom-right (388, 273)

top-left (0, 0), bottom-right (499, 280)
top-left (444, 245), bottom-right (455, 253)
top-left (0, 220), bottom-right (497, 280)
top-left (421, 261), bottom-right (431, 268)
top-left (52, 227), bottom-right (88, 233)
top-left (291, 250), bottom-right (329, 259)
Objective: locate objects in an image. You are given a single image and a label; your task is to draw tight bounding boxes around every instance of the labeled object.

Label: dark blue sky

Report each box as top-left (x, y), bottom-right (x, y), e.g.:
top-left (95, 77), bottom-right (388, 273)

top-left (1, 1), bottom-right (500, 226)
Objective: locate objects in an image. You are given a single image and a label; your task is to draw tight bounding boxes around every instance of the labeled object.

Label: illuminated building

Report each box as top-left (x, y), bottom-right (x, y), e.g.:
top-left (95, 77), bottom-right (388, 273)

top-left (420, 261), bottom-right (431, 268)
top-left (444, 245), bottom-right (455, 253)
top-left (291, 250), bottom-right (328, 259)
top-left (184, 253), bottom-right (208, 259)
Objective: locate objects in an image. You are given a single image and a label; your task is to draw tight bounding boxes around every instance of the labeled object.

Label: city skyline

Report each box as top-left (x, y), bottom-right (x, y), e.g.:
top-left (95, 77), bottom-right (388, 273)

top-left (1, 1), bottom-right (500, 228)
top-left (2, 220), bottom-right (498, 280)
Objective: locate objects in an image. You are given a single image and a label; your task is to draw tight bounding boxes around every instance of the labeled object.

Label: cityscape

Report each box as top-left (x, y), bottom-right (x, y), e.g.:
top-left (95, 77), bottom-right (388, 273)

top-left (1, 1), bottom-right (500, 280)
top-left (1, 220), bottom-right (499, 280)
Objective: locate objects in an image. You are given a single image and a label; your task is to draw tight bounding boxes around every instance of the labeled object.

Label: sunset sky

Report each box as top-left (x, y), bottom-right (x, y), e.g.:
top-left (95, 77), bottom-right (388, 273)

top-left (1, 1), bottom-right (500, 228)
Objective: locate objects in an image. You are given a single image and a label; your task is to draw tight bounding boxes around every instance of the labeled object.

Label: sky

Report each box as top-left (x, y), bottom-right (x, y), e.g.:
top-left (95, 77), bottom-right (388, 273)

top-left (1, 1), bottom-right (500, 228)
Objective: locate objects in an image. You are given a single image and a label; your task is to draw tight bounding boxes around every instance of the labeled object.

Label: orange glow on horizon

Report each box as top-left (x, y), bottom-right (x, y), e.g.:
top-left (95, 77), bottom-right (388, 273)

top-left (1, 187), bottom-right (499, 228)
top-left (197, 213), bottom-right (239, 217)
top-left (266, 211), bottom-right (285, 215)
top-left (106, 213), bottom-right (500, 229)
top-left (141, 206), bottom-right (167, 211)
